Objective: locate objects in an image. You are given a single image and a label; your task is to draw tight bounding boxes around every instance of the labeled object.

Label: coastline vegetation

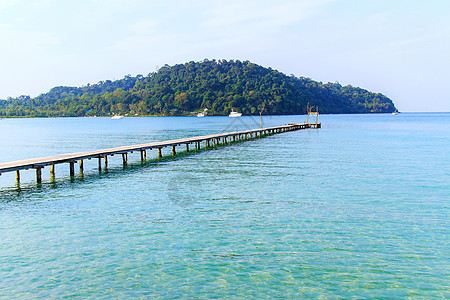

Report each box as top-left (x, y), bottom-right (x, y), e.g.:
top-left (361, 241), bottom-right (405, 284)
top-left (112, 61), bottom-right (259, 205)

top-left (0, 59), bottom-right (396, 117)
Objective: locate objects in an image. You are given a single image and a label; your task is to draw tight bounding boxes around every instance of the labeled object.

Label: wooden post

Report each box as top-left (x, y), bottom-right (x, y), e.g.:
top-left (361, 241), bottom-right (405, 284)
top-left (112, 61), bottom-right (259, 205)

top-left (36, 167), bottom-right (42, 183)
top-left (98, 157), bottom-right (102, 171)
top-left (104, 156), bottom-right (108, 168)
top-left (140, 150), bottom-right (146, 162)
top-left (79, 160), bottom-right (84, 172)
top-left (122, 153), bottom-right (127, 165)
top-left (158, 148), bottom-right (162, 158)
top-left (172, 146), bottom-right (176, 156)
top-left (50, 165), bottom-right (55, 177)
top-left (204, 140), bottom-right (208, 150)
top-left (16, 170), bottom-right (20, 182)
top-left (69, 162), bottom-right (75, 177)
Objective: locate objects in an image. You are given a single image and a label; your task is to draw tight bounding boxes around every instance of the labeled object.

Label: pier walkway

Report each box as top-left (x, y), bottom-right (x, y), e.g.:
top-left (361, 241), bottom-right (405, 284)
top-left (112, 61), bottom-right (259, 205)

top-left (0, 122), bottom-right (320, 183)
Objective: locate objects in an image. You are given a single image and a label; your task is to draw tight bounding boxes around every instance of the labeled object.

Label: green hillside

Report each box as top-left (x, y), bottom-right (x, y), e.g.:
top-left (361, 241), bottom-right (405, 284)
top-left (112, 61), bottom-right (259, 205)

top-left (0, 59), bottom-right (396, 117)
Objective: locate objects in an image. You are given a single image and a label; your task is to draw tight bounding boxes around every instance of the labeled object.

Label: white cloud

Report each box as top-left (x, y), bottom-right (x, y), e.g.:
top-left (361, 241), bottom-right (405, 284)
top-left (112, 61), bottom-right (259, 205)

top-left (0, 24), bottom-right (59, 51)
top-left (0, 0), bottom-right (19, 11)
top-left (128, 18), bottom-right (158, 35)
top-left (202, 0), bottom-right (332, 29)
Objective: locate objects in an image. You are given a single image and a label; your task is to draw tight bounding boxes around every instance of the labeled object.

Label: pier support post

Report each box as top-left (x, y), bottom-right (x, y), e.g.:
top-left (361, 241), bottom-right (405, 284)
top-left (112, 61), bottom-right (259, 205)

top-left (79, 160), bottom-right (84, 172)
top-left (140, 150), bottom-right (146, 162)
top-left (50, 165), bottom-right (55, 178)
top-left (98, 157), bottom-right (102, 171)
top-left (172, 146), bottom-right (176, 156)
top-left (104, 156), bottom-right (108, 168)
top-left (36, 167), bottom-right (42, 183)
top-left (186, 144), bottom-right (189, 152)
top-left (69, 162), bottom-right (75, 177)
top-left (158, 148), bottom-right (162, 158)
top-left (122, 153), bottom-right (127, 165)
top-left (16, 170), bottom-right (20, 182)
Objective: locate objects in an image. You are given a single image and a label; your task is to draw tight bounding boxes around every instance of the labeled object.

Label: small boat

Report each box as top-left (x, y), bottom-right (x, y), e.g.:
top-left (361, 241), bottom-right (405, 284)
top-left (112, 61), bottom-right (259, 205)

top-left (197, 108), bottom-right (208, 117)
top-left (392, 110), bottom-right (399, 115)
top-left (229, 110), bottom-right (242, 117)
top-left (111, 115), bottom-right (124, 119)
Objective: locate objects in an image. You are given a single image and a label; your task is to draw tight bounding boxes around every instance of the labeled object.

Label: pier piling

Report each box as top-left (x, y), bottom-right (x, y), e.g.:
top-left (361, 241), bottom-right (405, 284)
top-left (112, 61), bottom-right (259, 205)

top-left (69, 162), bottom-right (75, 177)
top-left (36, 167), bottom-right (42, 183)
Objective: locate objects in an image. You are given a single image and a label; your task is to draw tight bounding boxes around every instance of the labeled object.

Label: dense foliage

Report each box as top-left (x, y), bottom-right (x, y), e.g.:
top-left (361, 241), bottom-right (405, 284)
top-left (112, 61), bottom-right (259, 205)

top-left (0, 59), bottom-right (396, 117)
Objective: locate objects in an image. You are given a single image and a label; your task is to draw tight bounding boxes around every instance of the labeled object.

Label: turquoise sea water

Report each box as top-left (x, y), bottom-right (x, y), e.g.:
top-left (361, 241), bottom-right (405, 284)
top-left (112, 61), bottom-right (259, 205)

top-left (0, 114), bottom-right (449, 298)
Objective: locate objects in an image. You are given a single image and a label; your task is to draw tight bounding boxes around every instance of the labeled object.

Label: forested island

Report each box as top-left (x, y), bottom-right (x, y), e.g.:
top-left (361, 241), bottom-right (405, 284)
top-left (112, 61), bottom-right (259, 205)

top-left (0, 59), bottom-right (396, 117)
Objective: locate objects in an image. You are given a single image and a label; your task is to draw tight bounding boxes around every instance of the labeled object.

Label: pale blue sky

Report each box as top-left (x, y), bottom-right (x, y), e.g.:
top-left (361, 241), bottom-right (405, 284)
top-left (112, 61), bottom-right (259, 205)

top-left (0, 0), bottom-right (449, 111)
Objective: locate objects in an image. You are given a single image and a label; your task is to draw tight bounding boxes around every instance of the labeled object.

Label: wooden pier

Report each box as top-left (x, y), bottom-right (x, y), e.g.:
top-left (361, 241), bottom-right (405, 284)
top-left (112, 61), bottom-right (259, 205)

top-left (0, 122), bottom-right (320, 184)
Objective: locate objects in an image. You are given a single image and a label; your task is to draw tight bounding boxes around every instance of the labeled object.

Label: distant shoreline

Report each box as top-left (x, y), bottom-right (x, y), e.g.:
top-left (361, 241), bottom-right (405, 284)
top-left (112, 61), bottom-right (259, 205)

top-left (0, 111), bottom-right (410, 119)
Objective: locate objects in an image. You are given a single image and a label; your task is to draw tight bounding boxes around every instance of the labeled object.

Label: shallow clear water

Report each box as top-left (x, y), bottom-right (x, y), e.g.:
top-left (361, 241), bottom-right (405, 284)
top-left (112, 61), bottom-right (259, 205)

top-left (0, 114), bottom-right (449, 298)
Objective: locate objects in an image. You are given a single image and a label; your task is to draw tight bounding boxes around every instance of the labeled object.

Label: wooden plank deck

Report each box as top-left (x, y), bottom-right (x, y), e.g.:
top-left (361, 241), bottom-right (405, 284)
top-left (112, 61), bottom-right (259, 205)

top-left (0, 122), bottom-right (320, 182)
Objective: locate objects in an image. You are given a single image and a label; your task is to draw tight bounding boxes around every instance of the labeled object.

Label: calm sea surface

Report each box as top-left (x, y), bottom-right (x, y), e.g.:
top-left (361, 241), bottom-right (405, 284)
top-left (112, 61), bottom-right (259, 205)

top-left (0, 114), bottom-right (449, 298)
